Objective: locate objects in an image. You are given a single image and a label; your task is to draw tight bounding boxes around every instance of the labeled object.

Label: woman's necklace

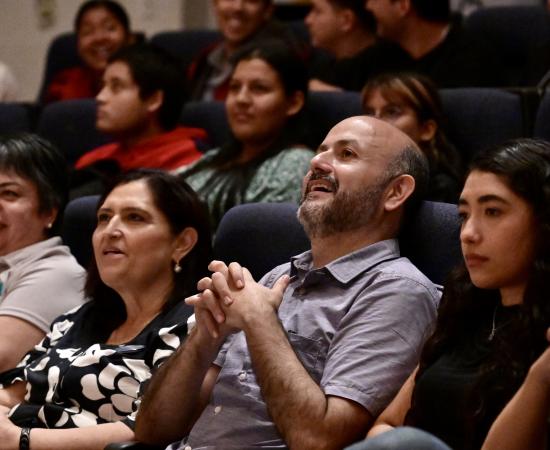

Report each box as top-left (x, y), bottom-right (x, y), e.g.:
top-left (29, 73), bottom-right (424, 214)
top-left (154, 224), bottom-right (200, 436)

top-left (488, 306), bottom-right (498, 341)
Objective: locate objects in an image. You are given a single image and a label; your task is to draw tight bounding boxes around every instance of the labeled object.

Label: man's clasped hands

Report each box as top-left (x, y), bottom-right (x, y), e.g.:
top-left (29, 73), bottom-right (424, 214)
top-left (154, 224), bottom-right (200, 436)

top-left (185, 260), bottom-right (291, 340)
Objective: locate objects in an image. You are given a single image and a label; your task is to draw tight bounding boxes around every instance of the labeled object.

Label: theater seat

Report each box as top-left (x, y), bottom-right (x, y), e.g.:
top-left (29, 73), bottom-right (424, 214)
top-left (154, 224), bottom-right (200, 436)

top-left (0, 103), bottom-right (32, 134)
top-left (36, 99), bottom-right (111, 166)
top-left (214, 201), bottom-right (461, 286)
top-left (62, 195), bottom-right (99, 268)
top-left (440, 88), bottom-right (525, 161)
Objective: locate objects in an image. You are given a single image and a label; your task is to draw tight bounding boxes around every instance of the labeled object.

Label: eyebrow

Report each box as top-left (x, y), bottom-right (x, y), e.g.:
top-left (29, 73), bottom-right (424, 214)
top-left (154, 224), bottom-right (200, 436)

top-left (97, 206), bottom-right (149, 215)
top-left (317, 139), bottom-right (361, 153)
top-left (458, 194), bottom-right (511, 206)
top-left (0, 182), bottom-right (21, 188)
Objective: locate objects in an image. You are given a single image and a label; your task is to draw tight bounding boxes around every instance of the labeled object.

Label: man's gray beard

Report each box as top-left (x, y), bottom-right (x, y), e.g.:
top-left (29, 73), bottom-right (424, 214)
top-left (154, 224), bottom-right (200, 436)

top-left (297, 182), bottom-right (386, 239)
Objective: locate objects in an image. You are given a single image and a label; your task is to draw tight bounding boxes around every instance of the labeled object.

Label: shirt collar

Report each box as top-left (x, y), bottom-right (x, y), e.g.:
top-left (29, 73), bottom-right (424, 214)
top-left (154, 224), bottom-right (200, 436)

top-left (290, 239), bottom-right (401, 284)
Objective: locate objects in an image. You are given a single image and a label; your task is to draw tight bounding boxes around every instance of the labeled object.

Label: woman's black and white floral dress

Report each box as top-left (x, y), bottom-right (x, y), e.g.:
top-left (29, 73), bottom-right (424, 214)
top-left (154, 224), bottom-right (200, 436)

top-left (0, 301), bottom-right (189, 430)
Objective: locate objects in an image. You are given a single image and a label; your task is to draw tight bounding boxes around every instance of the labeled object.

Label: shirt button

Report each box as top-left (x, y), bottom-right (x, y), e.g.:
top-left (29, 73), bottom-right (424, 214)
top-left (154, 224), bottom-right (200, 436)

top-left (238, 371), bottom-right (246, 381)
top-left (214, 405), bottom-right (222, 415)
top-left (184, 446), bottom-right (192, 450)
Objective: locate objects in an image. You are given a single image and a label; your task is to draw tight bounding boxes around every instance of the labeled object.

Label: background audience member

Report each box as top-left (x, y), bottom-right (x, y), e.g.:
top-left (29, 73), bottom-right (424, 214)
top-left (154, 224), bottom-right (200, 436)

top-left (365, 0), bottom-right (501, 87)
top-left (188, 0), bottom-right (303, 101)
top-left (0, 133), bottom-right (85, 373)
top-left (355, 139), bottom-right (550, 450)
top-left (135, 116), bottom-right (439, 450)
top-left (0, 169), bottom-right (212, 449)
top-left (305, 0), bottom-right (412, 91)
top-left (362, 72), bottom-right (462, 202)
top-left (178, 41), bottom-right (314, 229)
top-left (72, 43), bottom-right (207, 197)
top-left (44, 0), bottom-right (133, 104)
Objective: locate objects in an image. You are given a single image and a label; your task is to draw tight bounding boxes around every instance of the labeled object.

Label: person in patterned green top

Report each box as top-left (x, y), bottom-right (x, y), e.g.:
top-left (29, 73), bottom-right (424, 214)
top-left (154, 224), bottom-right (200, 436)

top-left (176, 40), bottom-right (314, 230)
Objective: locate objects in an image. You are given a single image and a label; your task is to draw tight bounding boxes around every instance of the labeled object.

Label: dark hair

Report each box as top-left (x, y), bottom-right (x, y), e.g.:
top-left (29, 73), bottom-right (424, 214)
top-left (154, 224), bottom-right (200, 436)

top-left (362, 72), bottom-right (462, 199)
top-left (328, 0), bottom-right (376, 32)
top-left (410, 0), bottom-right (451, 22)
top-left (0, 133), bottom-right (68, 237)
top-left (406, 138), bottom-right (550, 446)
top-left (109, 43), bottom-right (187, 130)
top-left (74, 0), bottom-right (130, 34)
top-left (185, 40), bottom-right (309, 224)
top-left (84, 169), bottom-right (212, 339)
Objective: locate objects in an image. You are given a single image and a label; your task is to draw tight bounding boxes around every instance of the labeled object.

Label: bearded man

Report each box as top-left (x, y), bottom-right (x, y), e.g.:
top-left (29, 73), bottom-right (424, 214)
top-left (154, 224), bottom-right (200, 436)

top-left (135, 116), bottom-right (441, 450)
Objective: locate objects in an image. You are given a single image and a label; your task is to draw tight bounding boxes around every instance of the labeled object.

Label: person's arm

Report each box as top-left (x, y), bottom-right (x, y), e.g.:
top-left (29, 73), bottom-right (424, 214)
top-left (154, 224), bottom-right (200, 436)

top-left (209, 267), bottom-right (372, 450)
top-left (134, 315), bottom-right (227, 445)
top-left (482, 330), bottom-right (550, 450)
top-left (0, 317), bottom-right (45, 372)
top-left (367, 368), bottom-right (417, 438)
top-left (0, 414), bottom-right (134, 450)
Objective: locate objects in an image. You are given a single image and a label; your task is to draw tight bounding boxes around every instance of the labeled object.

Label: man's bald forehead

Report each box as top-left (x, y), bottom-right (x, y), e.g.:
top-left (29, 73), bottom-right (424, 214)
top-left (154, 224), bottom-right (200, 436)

top-left (326, 116), bottom-right (421, 159)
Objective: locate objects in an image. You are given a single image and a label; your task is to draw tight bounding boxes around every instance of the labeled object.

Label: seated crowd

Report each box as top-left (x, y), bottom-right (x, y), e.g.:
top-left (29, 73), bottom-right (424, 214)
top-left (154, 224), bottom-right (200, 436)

top-left (0, 0), bottom-right (550, 449)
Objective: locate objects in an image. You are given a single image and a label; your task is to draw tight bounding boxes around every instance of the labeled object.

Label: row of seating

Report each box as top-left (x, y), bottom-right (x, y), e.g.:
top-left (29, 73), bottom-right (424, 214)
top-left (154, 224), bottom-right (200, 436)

top-left (37, 4), bottom-right (550, 102)
top-left (62, 198), bottom-right (461, 287)
top-left (1, 87), bottom-right (548, 166)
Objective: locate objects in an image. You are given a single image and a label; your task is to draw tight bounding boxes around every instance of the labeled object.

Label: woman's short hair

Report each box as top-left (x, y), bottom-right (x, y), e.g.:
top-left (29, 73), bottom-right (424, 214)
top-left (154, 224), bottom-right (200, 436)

top-left (0, 133), bottom-right (68, 236)
top-left (74, 0), bottom-right (130, 34)
top-left (85, 169), bottom-right (212, 333)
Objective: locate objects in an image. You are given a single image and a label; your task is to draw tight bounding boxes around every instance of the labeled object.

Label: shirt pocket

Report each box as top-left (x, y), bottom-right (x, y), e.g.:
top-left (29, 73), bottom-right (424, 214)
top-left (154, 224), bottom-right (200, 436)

top-left (287, 331), bottom-right (328, 384)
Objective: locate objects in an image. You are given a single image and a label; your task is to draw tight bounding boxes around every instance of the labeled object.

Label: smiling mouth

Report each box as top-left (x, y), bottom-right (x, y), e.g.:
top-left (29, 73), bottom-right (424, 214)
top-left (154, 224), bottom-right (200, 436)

top-left (306, 173), bottom-right (338, 195)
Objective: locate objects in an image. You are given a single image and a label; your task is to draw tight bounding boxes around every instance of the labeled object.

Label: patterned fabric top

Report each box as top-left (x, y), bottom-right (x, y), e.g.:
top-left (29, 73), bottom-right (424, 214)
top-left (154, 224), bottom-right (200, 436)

top-left (0, 301), bottom-right (189, 430)
top-left (179, 146), bottom-right (314, 228)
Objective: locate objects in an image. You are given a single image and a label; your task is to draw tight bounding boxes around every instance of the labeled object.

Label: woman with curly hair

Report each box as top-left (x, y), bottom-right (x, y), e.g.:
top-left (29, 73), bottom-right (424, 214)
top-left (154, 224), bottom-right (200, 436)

top-left (347, 138), bottom-right (550, 450)
top-left (362, 72), bottom-right (462, 203)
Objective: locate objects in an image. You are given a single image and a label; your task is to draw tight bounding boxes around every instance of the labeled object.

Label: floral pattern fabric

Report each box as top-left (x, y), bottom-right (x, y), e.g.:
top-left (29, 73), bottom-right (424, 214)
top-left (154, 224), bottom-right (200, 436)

top-left (0, 301), bottom-right (188, 430)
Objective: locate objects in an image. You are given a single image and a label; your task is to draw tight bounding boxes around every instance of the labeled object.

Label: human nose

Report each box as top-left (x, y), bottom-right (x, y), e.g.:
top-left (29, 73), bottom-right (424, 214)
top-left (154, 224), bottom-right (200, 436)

top-left (234, 85), bottom-right (251, 104)
top-left (101, 215), bottom-right (123, 238)
top-left (309, 150), bottom-right (333, 174)
top-left (460, 216), bottom-right (481, 244)
top-left (96, 84), bottom-right (109, 103)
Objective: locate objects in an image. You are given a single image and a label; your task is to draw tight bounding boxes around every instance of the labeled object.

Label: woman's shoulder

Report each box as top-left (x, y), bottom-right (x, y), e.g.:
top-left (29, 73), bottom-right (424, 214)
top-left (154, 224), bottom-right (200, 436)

top-left (258, 146), bottom-right (314, 173)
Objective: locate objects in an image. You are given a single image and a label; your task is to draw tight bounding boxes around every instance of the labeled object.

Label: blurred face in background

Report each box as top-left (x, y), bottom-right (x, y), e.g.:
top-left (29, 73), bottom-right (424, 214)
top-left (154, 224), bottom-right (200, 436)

top-left (363, 88), bottom-right (436, 147)
top-left (213, 0), bottom-right (274, 49)
top-left (365, 0), bottom-right (403, 40)
top-left (226, 57), bottom-right (304, 154)
top-left (305, 0), bottom-right (347, 53)
top-left (96, 61), bottom-right (160, 137)
top-left (77, 5), bottom-right (129, 72)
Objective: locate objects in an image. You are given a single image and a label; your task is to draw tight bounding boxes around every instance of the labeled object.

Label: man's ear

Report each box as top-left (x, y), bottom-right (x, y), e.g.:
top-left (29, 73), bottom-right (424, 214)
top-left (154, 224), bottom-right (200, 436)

top-left (383, 174), bottom-right (416, 212)
top-left (146, 90), bottom-right (164, 115)
top-left (172, 227), bottom-right (199, 264)
top-left (285, 91), bottom-right (305, 117)
top-left (340, 8), bottom-right (356, 33)
top-left (395, 0), bottom-right (411, 17)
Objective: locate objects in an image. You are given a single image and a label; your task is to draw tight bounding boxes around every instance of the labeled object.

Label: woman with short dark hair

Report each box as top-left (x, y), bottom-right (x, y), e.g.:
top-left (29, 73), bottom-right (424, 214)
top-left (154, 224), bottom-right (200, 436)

top-left (0, 133), bottom-right (85, 373)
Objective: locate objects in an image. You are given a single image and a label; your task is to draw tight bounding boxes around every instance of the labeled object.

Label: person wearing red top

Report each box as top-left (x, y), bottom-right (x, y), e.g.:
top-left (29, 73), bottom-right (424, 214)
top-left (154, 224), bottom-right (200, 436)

top-left (45, 0), bottom-right (133, 104)
top-left (72, 43), bottom-right (207, 196)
